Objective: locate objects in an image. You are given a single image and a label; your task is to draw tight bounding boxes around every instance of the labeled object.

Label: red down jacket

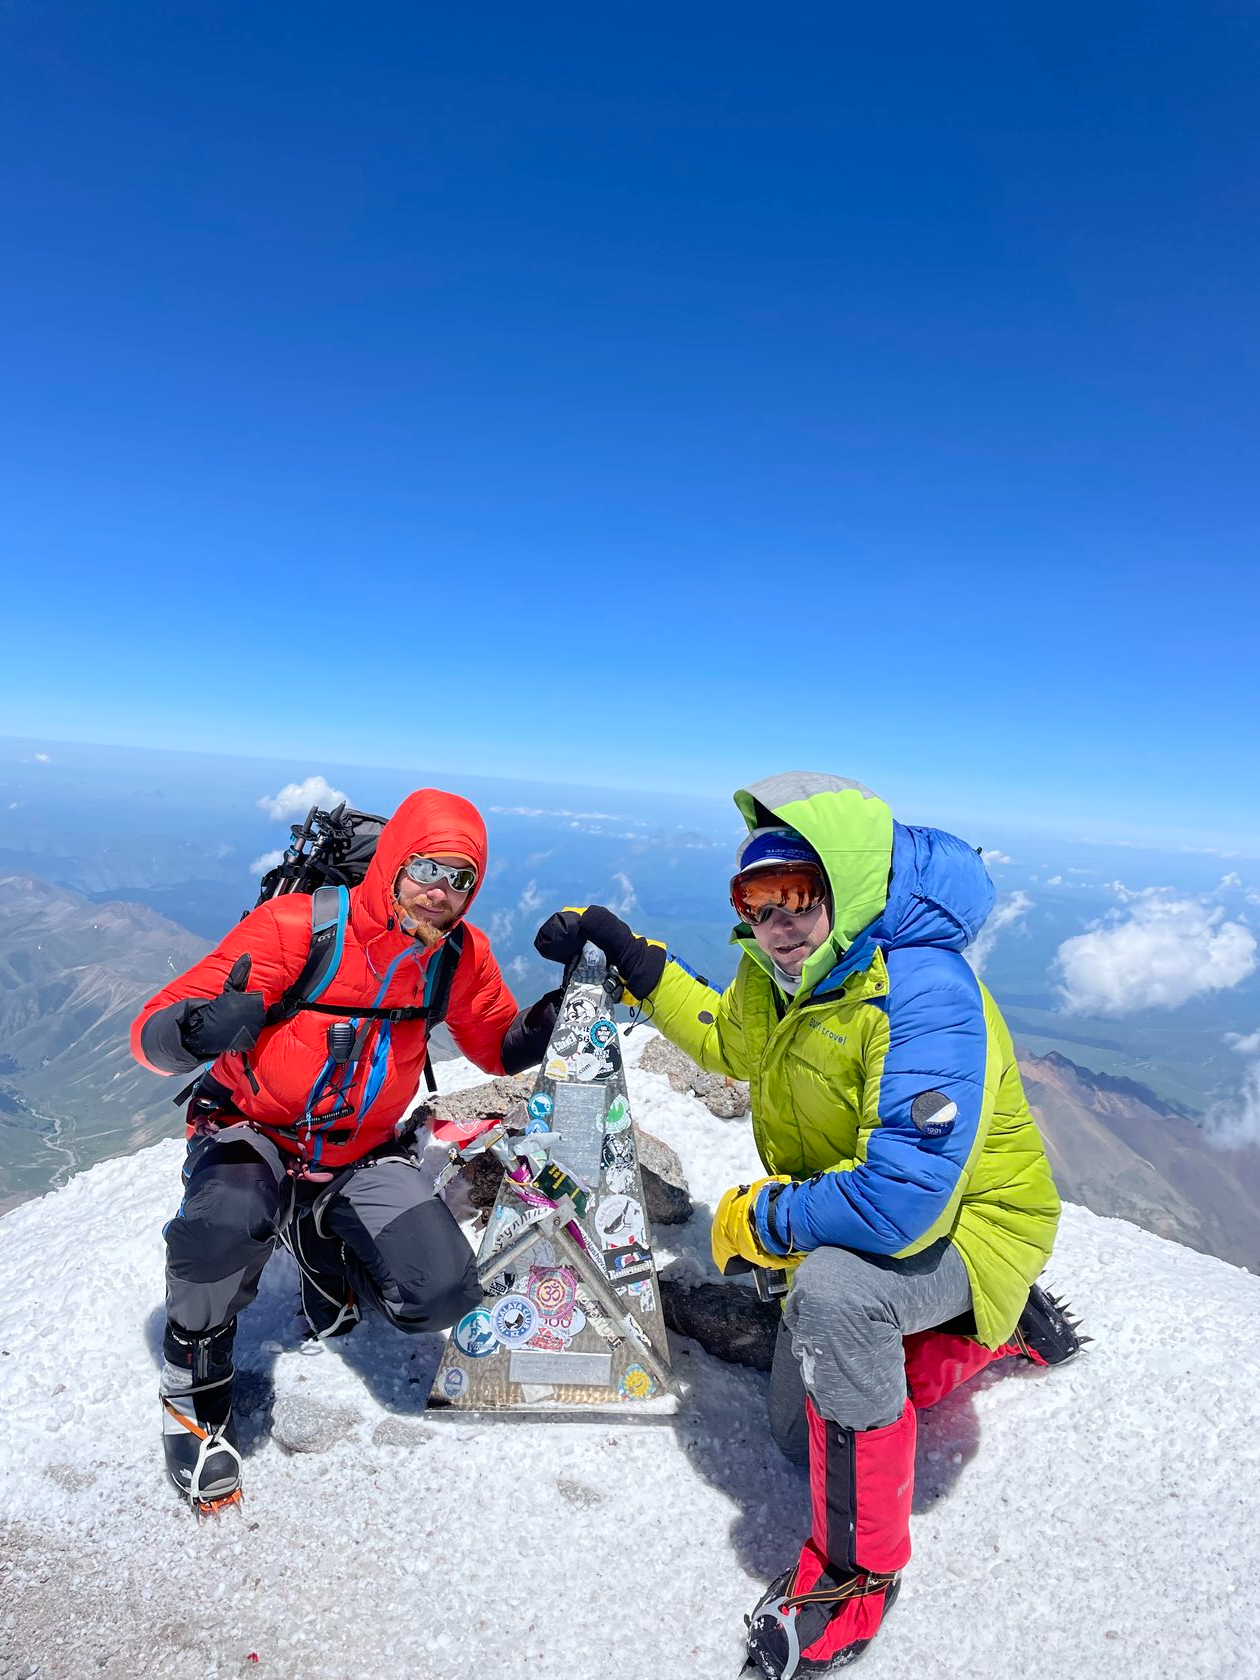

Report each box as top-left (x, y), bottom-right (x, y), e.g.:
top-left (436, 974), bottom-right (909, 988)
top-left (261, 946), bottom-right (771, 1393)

top-left (131, 789), bottom-right (518, 1168)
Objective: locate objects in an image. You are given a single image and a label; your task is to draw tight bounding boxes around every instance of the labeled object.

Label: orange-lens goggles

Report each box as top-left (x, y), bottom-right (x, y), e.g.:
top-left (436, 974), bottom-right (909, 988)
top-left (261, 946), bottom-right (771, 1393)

top-left (730, 863), bottom-right (827, 926)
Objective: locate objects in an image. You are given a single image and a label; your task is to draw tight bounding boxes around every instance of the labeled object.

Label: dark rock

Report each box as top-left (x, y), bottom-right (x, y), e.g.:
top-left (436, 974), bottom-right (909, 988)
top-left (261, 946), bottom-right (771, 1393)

top-left (638, 1036), bottom-right (750, 1118)
top-left (660, 1275), bottom-right (781, 1371)
top-left (633, 1124), bottom-right (693, 1225)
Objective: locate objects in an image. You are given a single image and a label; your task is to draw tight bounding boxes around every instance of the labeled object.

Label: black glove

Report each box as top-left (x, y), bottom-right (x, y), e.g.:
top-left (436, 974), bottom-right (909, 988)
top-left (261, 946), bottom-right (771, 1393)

top-left (533, 906), bottom-right (667, 1001)
top-left (499, 987), bottom-right (563, 1076)
top-left (179, 988), bottom-right (267, 1059)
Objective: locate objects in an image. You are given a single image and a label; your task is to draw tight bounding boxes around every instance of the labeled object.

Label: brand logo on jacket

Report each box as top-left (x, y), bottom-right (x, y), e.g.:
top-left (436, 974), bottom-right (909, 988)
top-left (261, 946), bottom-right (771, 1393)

top-left (910, 1091), bottom-right (958, 1136)
top-left (807, 1020), bottom-right (846, 1047)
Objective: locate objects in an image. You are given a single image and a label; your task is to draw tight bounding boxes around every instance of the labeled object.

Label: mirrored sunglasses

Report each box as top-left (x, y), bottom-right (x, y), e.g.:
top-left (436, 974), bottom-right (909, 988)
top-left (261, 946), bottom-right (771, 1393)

top-left (403, 856), bottom-right (478, 894)
top-left (730, 862), bottom-right (827, 927)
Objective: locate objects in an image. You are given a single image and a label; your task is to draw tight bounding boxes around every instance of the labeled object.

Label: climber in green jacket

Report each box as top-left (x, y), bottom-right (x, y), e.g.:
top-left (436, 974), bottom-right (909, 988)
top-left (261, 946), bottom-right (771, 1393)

top-left (536, 771), bottom-right (1081, 1679)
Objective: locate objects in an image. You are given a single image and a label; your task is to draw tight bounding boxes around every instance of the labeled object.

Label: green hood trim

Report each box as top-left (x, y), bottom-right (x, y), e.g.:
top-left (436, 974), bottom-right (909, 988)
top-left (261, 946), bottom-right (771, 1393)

top-left (733, 772), bottom-right (894, 995)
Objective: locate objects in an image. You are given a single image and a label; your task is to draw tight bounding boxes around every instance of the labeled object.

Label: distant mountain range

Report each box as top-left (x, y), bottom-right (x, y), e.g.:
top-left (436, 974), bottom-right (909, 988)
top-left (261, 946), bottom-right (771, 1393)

top-left (1018, 1048), bottom-right (1259, 1274)
top-left (1, 871), bottom-right (1256, 1275)
top-left (0, 874), bottom-right (211, 1213)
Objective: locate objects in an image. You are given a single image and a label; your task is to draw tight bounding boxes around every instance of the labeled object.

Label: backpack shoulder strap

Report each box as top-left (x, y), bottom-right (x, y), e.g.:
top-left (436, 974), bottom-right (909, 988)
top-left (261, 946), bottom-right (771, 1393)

top-left (424, 922), bottom-right (466, 1025)
top-left (263, 885), bottom-right (348, 1026)
top-left (418, 923), bottom-right (467, 1094)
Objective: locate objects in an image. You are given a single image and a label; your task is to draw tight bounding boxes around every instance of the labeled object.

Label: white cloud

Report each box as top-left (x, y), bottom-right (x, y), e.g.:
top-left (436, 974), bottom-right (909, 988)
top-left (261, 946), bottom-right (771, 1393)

top-left (1204, 1057), bottom-right (1260, 1151)
top-left (508, 955), bottom-right (532, 983)
top-left (249, 849), bottom-right (285, 876)
top-left (517, 880), bottom-right (543, 917)
top-left (1225, 1028), bottom-right (1260, 1056)
top-left (981, 849), bottom-right (1013, 866)
top-left (488, 909), bottom-right (515, 941)
top-left (7, 801), bottom-right (23, 810)
top-left (608, 872), bottom-right (637, 919)
top-left (1220, 872), bottom-right (1243, 890)
top-left (34, 752), bottom-right (50, 764)
top-left (965, 891), bottom-right (1033, 977)
top-left (489, 806), bottom-right (616, 821)
top-left (1055, 890), bottom-right (1257, 1016)
top-left (1046, 875), bottom-right (1064, 887)
top-left (257, 776), bottom-right (349, 822)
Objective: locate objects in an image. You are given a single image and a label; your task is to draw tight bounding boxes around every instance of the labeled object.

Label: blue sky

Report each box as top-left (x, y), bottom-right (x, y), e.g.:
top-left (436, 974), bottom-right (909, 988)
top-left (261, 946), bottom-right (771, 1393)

top-left (2, 3), bottom-right (1257, 848)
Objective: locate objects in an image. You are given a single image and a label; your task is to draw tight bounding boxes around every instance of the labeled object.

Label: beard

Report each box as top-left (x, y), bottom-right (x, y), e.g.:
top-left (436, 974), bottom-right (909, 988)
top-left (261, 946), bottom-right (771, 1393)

top-left (395, 895), bottom-right (451, 946)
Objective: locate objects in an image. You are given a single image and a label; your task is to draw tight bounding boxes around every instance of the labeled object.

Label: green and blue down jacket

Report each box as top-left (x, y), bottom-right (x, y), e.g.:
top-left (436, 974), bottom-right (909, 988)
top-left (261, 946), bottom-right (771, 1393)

top-left (643, 772), bottom-right (1060, 1348)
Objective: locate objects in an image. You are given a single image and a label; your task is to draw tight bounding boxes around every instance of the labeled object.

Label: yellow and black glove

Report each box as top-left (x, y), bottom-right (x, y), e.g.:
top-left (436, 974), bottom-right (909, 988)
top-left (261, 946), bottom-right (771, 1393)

top-left (710, 1176), bottom-right (794, 1275)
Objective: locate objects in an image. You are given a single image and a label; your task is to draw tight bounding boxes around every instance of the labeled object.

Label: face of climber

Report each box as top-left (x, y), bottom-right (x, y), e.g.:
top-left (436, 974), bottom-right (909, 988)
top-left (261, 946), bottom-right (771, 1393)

top-left (393, 854), bottom-right (475, 944)
top-left (748, 898), bottom-right (832, 977)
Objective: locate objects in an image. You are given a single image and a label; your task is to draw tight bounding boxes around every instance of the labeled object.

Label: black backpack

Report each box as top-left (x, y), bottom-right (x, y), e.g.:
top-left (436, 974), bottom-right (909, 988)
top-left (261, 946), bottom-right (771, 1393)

top-left (257, 802), bottom-right (465, 1095)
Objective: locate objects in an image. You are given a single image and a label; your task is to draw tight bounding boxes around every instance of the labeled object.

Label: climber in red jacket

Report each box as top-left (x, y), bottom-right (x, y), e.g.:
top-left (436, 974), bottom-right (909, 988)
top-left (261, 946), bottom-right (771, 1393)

top-left (131, 787), bottom-right (556, 1511)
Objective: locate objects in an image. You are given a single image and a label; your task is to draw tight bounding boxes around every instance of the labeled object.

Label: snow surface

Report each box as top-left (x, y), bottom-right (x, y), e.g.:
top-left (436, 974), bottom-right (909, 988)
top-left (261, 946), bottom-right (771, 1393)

top-left (2, 1026), bottom-right (1258, 1680)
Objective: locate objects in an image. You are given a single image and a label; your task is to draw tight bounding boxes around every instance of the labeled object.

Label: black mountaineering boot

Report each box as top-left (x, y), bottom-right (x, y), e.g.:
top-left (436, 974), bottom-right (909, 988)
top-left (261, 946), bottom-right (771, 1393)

top-left (1014, 1282), bottom-right (1088, 1367)
top-left (160, 1321), bottom-right (243, 1511)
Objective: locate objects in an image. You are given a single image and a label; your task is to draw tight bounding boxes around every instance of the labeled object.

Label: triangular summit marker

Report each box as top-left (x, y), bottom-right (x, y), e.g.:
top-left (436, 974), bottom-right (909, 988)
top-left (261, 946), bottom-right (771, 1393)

top-left (429, 943), bottom-right (676, 1415)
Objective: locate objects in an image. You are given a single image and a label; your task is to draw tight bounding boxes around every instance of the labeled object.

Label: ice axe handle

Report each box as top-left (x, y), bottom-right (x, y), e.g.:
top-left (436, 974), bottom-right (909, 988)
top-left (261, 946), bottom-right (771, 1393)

top-left (723, 1256), bottom-right (790, 1302)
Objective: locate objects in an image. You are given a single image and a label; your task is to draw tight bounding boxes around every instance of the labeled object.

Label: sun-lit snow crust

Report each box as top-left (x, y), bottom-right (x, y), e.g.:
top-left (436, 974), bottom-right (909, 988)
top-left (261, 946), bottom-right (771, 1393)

top-left (1, 1028), bottom-right (1257, 1678)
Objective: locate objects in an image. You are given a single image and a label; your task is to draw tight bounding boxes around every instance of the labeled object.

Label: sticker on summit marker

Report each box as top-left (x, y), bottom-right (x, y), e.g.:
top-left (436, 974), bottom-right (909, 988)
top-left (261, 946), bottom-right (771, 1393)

top-left (453, 1309), bottom-right (497, 1358)
top-left (439, 1366), bottom-right (468, 1400)
top-left (589, 1018), bottom-right (617, 1049)
top-left (527, 1266), bottom-right (578, 1317)
top-left (619, 1363), bottom-right (656, 1401)
top-left (604, 1096), bottom-right (631, 1134)
top-left (527, 1093), bottom-right (554, 1122)
top-left (490, 1294), bottom-right (539, 1347)
top-left (595, 1193), bottom-right (646, 1250)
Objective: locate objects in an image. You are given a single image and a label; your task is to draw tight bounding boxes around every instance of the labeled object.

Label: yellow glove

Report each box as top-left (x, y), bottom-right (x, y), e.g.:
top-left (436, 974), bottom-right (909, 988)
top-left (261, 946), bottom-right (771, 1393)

top-left (710, 1177), bottom-right (793, 1275)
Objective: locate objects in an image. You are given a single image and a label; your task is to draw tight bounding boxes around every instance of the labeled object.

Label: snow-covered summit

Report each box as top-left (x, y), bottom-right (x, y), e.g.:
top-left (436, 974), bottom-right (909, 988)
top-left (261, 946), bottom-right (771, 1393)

top-left (1, 1030), bottom-right (1257, 1680)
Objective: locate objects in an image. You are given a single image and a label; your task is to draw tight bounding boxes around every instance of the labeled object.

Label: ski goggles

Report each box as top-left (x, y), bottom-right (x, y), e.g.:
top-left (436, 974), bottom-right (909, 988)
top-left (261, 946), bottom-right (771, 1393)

top-left (402, 856), bottom-right (478, 894)
top-left (730, 862), bottom-right (828, 927)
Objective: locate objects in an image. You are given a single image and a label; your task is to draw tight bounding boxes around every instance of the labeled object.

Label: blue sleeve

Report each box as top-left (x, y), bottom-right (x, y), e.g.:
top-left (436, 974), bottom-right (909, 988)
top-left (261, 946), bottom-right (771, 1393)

top-left (753, 949), bottom-right (989, 1257)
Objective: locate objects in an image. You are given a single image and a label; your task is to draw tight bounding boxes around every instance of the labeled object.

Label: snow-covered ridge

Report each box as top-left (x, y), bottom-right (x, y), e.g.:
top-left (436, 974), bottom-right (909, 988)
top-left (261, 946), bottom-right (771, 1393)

top-left (1, 1032), bottom-right (1257, 1679)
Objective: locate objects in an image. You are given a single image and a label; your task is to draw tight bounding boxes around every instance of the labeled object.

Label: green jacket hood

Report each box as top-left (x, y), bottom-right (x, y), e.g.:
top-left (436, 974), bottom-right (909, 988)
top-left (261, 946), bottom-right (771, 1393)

top-left (731, 770), bottom-right (997, 997)
top-left (733, 771), bottom-right (894, 995)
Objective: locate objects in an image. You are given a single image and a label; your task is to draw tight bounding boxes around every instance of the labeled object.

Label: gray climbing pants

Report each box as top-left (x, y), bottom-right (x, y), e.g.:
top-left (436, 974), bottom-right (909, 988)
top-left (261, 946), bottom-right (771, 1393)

top-left (768, 1237), bottom-right (973, 1461)
top-left (164, 1123), bottom-right (480, 1339)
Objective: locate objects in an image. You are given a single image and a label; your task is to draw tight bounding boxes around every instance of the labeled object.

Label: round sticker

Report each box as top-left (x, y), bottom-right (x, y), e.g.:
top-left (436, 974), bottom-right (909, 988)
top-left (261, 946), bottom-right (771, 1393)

top-left (490, 1294), bottom-right (539, 1347)
top-left (595, 1193), bottom-right (646, 1250)
top-left (619, 1364), bottom-right (656, 1401)
top-left (544, 1303), bottom-right (586, 1343)
top-left (453, 1309), bottom-right (497, 1359)
top-left (439, 1366), bottom-right (468, 1400)
top-left (604, 1097), bottom-right (631, 1134)
top-left (527, 1093), bottom-right (554, 1122)
top-left (589, 1018), bottom-right (617, 1049)
top-left (528, 1266), bottom-right (577, 1317)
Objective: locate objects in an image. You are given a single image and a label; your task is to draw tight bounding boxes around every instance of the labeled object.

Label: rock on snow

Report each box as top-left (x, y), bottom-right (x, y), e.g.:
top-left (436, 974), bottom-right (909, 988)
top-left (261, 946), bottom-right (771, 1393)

top-left (0, 1029), bottom-right (1257, 1679)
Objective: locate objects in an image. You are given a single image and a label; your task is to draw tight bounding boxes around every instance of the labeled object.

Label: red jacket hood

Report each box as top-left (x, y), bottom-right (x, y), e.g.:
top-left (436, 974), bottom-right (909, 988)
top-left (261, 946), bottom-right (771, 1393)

top-left (354, 788), bottom-right (489, 955)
